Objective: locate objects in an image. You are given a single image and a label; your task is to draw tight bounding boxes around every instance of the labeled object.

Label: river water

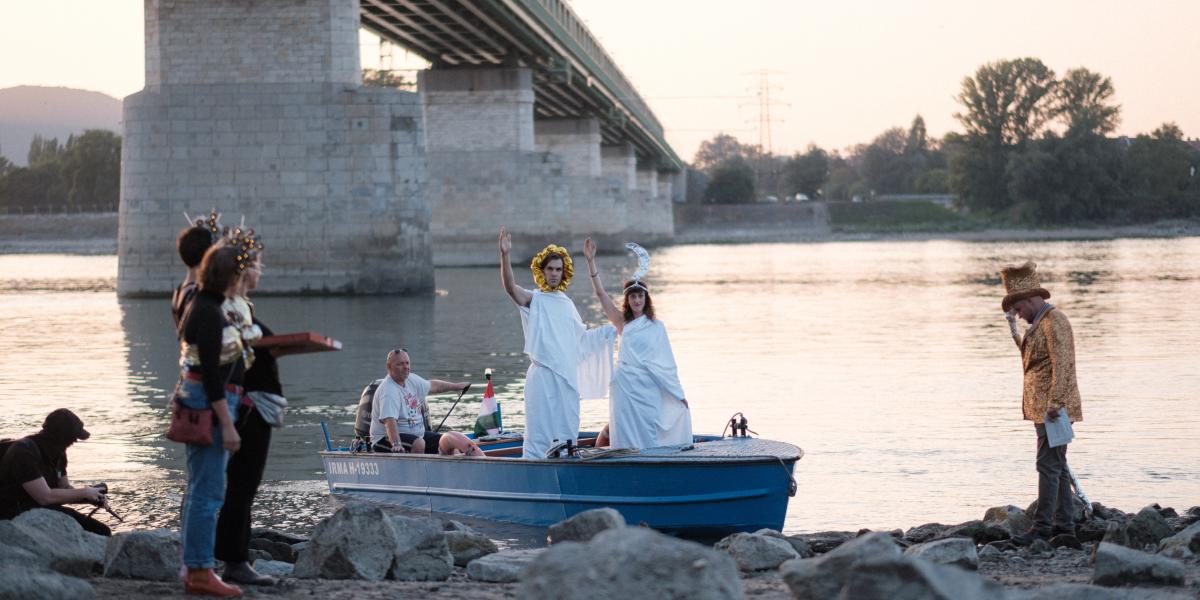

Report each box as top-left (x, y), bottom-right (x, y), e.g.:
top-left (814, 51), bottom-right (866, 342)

top-left (1, 237), bottom-right (1198, 539)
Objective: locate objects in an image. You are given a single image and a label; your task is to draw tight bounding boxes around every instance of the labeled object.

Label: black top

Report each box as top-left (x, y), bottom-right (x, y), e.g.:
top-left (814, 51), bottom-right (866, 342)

top-left (181, 289), bottom-right (242, 403)
top-left (0, 435), bottom-right (66, 519)
top-left (242, 316), bottom-right (283, 396)
top-left (171, 281), bottom-right (199, 333)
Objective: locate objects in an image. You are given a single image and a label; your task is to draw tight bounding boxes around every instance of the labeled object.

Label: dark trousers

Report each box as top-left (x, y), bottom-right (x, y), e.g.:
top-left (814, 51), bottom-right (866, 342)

top-left (1033, 423), bottom-right (1074, 535)
top-left (214, 406), bottom-right (272, 563)
top-left (44, 504), bottom-right (112, 537)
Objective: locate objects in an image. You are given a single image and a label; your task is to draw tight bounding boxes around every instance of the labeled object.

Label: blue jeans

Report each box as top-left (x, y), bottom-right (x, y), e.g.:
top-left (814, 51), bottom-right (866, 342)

top-left (177, 377), bottom-right (239, 569)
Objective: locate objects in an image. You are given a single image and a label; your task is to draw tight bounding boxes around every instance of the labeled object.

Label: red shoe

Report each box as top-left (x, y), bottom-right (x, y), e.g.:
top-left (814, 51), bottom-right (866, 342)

top-left (184, 568), bottom-right (243, 597)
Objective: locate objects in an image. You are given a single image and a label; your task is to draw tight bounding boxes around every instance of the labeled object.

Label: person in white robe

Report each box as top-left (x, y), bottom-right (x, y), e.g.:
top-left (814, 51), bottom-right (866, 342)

top-left (583, 238), bottom-right (692, 449)
top-left (498, 228), bottom-right (615, 459)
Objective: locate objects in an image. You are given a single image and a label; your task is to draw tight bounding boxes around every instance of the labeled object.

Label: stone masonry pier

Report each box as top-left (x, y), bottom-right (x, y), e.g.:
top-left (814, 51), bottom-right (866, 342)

top-left (118, 0), bottom-right (432, 295)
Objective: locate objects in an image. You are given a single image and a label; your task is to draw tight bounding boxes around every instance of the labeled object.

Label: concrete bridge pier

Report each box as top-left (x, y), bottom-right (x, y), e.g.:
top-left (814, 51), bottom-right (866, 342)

top-left (118, 0), bottom-right (432, 296)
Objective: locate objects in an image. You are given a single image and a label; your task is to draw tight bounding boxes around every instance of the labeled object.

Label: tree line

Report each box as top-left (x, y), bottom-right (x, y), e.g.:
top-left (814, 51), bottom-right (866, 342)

top-left (693, 58), bottom-right (1200, 225)
top-left (0, 130), bottom-right (121, 213)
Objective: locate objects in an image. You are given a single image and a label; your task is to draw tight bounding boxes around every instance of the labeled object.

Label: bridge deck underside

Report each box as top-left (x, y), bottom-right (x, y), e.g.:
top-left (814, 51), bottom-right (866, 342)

top-left (360, 0), bottom-right (680, 169)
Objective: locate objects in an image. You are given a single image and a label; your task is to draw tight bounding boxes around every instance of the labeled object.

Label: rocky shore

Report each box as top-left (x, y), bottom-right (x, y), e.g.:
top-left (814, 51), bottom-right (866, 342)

top-left (4, 498), bottom-right (1197, 599)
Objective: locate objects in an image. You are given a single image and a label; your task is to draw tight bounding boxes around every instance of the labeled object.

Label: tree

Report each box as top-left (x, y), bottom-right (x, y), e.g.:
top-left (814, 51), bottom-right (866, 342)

top-left (783, 145), bottom-right (829, 198)
top-left (954, 58), bottom-right (1058, 146)
top-left (27, 134), bottom-right (63, 167)
top-left (58, 130), bottom-right (121, 209)
top-left (1122, 123), bottom-right (1199, 218)
top-left (951, 58), bottom-right (1057, 212)
top-left (692, 133), bottom-right (760, 173)
top-left (1057, 68), bottom-right (1120, 136)
top-left (703, 158), bottom-right (756, 203)
top-left (905, 115), bottom-right (929, 155)
top-left (1006, 132), bottom-right (1123, 223)
top-left (861, 128), bottom-right (909, 194)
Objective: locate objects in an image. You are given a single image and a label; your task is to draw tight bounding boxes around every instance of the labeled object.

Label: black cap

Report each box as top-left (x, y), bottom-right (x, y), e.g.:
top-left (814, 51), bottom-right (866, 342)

top-left (41, 408), bottom-right (90, 442)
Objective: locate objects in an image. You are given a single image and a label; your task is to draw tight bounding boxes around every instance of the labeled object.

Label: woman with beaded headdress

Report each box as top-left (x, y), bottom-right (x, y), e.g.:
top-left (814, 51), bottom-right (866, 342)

top-left (212, 225), bottom-right (282, 587)
top-left (498, 227), bottom-right (616, 459)
top-left (174, 241), bottom-right (248, 598)
top-left (583, 238), bottom-right (691, 450)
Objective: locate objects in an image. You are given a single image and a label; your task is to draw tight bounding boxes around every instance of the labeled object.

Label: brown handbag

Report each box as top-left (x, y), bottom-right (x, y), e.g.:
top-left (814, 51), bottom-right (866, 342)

top-left (165, 399), bottom-right (214, 445)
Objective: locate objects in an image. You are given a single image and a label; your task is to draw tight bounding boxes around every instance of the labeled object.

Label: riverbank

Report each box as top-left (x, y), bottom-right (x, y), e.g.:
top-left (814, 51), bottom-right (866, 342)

top-left (3, 211), bottom-right (1197, 255)
top-left (60, 501), bottom-right (1200, 599)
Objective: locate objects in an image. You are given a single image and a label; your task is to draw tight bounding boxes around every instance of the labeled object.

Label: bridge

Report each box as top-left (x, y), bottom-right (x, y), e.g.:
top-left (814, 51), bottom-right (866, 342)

top-left (360, 0), bottom-right (680, 172)
top-left (117, 0), bottom-right (684, 296)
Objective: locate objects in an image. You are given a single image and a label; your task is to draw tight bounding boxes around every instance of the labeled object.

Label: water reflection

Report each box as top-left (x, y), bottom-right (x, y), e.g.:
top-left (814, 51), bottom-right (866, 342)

top-left (1, 238), bottom-right (1199, 535)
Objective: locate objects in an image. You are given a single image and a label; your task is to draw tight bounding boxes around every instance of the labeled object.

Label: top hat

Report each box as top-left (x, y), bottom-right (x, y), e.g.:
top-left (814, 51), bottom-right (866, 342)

top-left (999, 261), bottom-right (1050, 311)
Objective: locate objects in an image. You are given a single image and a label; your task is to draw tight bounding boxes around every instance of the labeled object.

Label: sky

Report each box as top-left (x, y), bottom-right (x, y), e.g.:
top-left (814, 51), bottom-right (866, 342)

top-left (1, 0), bottom-right (1197, 162)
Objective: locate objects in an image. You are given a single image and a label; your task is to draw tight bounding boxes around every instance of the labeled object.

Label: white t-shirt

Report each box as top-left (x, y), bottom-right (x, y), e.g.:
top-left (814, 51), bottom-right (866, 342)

top-left (369, 373), bottom-right (432, 444)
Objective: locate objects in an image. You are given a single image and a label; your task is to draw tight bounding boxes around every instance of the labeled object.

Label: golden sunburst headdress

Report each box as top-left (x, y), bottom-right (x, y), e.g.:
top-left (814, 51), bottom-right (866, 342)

top-left (530, 244), bottom-right (573, 292)
top-left (226, 226), bottom-right (264, 272)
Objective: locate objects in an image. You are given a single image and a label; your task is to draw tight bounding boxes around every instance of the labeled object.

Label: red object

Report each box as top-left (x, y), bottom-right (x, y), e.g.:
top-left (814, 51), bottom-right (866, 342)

top-left (254, 332), bottom-right (342, 357)
top-left (185, 568), bottom-right (242, 597)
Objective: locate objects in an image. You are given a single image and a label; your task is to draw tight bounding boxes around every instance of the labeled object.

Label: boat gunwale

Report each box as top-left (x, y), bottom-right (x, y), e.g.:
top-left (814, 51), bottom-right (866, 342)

top-left (319, 447), bottom-right (803, 467)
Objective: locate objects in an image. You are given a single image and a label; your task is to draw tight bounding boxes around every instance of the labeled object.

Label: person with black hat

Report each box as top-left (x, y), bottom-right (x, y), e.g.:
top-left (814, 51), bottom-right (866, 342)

top-left (0, 408), bottom-right (111, 536)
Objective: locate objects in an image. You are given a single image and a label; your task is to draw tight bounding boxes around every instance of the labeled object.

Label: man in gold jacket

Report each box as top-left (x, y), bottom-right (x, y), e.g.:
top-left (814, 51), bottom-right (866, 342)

top-left (1000, 262), bottom-right (1083, 545)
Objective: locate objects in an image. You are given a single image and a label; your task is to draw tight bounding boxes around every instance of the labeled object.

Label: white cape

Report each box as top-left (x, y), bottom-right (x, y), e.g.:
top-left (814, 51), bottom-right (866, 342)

top-left (518, 289), bottom-right (614, 458)
top-left (609, 316), bottom-right (692, 449)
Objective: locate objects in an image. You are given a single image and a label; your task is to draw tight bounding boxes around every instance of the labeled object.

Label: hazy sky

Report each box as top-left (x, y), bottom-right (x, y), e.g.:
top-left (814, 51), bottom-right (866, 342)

top-left (2, 0), bottom-right (1197, 161)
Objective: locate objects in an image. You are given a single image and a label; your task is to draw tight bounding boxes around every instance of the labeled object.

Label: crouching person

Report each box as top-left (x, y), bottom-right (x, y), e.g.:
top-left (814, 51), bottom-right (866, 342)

top-left (0, 408), bottom-right (111, 536)
top-left (369, 349), bottom-right (485, 456)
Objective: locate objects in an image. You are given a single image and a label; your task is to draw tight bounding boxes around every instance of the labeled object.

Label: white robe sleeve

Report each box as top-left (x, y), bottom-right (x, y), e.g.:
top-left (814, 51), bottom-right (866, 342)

top-left (644, 323), bottom-right (686, 401)
top-left (576, 324), bottom-right (616, 400)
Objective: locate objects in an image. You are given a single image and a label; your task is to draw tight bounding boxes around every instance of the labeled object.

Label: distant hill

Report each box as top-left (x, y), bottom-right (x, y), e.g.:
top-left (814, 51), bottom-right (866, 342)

top-left (0, 86), bottom-right (122, 166)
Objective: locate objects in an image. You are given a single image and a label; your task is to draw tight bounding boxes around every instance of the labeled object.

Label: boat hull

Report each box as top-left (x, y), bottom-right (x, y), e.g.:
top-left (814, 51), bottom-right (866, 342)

top-left (322, 437), bottom-right (800, 536)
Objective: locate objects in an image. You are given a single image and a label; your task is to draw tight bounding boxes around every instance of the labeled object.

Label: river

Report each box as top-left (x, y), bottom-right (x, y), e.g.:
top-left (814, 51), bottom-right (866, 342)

top-left (1, 237), bottom-right (1198, 539)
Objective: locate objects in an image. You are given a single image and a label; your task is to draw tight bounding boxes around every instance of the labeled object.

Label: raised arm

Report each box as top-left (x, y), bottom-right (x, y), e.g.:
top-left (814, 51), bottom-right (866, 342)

top-left (429, 380), bottom-right (471, 395)
top-left (583, 238), bottom-right (623, 330)
top-left (499, 227), bottom-right (532, 307)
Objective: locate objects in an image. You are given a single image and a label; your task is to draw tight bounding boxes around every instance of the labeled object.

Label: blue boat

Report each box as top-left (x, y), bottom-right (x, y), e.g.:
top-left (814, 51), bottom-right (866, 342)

top-left (320, 432), bottom-right (802, 536)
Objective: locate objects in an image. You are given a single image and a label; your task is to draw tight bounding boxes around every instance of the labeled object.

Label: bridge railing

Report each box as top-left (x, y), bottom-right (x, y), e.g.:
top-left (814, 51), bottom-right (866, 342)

top-left (511, 0), bottom-right (676, 164)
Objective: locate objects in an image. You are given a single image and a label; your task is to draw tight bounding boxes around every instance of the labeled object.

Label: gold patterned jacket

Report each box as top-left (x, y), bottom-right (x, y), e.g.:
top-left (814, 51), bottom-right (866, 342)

top-left (1021, 307), bottom-right (1083, 423)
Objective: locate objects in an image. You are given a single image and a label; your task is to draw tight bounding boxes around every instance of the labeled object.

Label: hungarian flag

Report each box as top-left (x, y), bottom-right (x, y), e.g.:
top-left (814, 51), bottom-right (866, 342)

top-left (473, 376), bottom-right (501, 437)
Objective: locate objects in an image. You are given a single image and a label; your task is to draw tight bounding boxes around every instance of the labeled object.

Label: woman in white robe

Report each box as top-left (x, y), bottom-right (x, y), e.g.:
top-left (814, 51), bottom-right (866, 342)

top-left (583, 239), bottom-right (692, 449)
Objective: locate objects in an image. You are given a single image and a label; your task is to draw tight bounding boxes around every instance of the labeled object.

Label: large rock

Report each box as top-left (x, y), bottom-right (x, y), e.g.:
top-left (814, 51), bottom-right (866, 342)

top-left (445, 530), bottom-right (499, 567)
top-left (714, 532), bottom-right (798, 571)
top-left (547, 508), bottom-right (625, 544)
top-left (939, 520), bottom-right (1006, 544)
top-left (293, 502), bottom-right (401, 581)
top-left (252, 560), bottom-right (294, 578)
top-left (519, 527), bottom-right (742, 600)
top-left (250, 528), bottom-right (308, 546)
top-left (249, 537), bottom-right (295, 563)
top-left (1026, 495), bottom-right (1087, 524)
top-left (903, 537), bottom-right (979, 571)
top-left (0, 509), bottom-right (105, 577)
top-left (1091, 542), bottom-right (1185, 587)
top-left (983, 505), bottom-right (1032, 538)
top-left (101, 529), bottom-right (180, 581)
top-left (904, 523), bottom-right (948, 544)
top-left (779, 532), bottom-right (900, 599)
top-left (1157, 521), bottom-right (1200, 559)
top-left (838, 555), bottom-right (1005, 600)
top-left (466, 549), bottom-right (543, 583)
top-left (754, 529), bottom-right (813, 558)
top-left (1102, 506), bottom-right (1175, 551)
top-left (387, 515), bottom-right (453, 581)
top-left (787, 531), bottom-right (854, 554)
top-left (0, 566), bottom-right (94, 600)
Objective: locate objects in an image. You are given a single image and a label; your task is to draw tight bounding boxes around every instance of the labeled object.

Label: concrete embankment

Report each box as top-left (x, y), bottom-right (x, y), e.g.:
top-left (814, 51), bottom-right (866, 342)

top-left (0, 212), bottom-right (117, 253)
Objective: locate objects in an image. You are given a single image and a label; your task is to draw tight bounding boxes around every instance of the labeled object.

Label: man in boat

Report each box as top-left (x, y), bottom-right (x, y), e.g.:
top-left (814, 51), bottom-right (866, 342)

top-left (999, 262), bottom-right (1084, 546)
top-left (497, 227), bottom-right (615, 459)
top-left (369, 349), bottom-right (485, 456)
top-left (0, 409), bottom-right (112, 536)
